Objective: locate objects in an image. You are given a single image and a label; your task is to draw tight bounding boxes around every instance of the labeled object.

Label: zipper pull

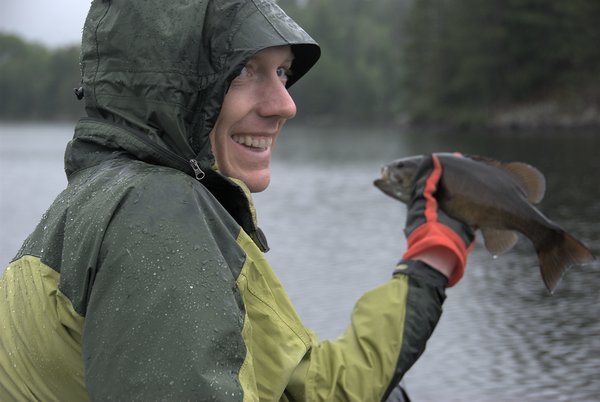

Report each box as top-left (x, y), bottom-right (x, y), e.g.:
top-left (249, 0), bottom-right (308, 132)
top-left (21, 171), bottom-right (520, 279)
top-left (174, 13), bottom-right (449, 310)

top-left (189, 159), bottom-right (205, 181)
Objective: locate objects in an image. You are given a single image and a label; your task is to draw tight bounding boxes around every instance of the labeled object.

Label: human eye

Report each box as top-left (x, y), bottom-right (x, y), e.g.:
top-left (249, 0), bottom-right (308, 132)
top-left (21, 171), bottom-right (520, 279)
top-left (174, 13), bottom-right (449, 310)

top-left (238, 66), bottom-right (250, 78)
top-left (230, 66), bottom-right (253, 87)
top-left (276, 67), bottom-right (293, 84)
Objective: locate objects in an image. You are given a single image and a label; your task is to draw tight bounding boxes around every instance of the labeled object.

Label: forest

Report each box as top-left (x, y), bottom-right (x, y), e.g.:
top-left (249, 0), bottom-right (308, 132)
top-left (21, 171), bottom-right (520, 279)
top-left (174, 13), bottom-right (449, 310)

top-left (0, 34), bottom-right (83, 121)
top-left (1, 0), bottom-right (599, 127)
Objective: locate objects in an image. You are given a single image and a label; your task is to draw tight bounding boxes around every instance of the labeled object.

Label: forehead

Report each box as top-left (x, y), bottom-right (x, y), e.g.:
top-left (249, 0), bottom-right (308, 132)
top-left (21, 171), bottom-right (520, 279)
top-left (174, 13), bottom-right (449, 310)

top-left (248, 45), bottom-right (294, 64)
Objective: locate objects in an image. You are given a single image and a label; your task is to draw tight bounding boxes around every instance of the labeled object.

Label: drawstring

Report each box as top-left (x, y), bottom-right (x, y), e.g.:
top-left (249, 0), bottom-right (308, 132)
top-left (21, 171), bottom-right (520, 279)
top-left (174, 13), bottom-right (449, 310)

top-left (74, 87), bottom-right (85, 100)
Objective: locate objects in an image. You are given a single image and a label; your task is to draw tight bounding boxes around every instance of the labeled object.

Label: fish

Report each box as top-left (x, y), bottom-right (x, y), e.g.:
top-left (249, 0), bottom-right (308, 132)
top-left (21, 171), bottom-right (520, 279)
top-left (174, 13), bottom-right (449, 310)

top-left (373, 153), bottom-right (595, 293)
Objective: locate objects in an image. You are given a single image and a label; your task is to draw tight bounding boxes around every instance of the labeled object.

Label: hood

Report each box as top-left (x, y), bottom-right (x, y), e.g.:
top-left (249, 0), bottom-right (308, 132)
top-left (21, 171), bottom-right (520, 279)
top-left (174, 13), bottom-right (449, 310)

top-left (77, 0), bottom-right (320, 172)
top-left (66, 0), bottom-right (319, 252)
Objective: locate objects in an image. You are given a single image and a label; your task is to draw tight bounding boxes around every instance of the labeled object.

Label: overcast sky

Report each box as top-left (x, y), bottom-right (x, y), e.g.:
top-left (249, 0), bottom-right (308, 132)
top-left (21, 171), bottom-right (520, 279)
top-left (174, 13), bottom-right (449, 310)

top-left (0, 0), bottom-right (91, 47)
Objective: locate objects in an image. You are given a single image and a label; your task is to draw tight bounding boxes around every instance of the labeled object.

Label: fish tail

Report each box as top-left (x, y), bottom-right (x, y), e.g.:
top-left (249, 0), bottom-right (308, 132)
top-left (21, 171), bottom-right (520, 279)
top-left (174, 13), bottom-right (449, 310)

top-left (538, 231), bottom-right (595, 293)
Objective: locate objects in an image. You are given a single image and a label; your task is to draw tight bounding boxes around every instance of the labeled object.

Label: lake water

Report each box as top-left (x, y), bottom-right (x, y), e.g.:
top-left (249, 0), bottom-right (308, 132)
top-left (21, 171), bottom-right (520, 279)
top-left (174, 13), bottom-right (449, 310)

top-left (1, 122), bottom-right (599, 401)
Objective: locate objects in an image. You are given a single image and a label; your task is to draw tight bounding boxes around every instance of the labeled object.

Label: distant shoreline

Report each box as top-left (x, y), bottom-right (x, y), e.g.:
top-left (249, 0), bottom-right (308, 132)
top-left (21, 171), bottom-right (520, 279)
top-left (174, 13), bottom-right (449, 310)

top-left (3, 102), bottom-right (600, 136)
top-left (291, 102), bottom-right (600, 133)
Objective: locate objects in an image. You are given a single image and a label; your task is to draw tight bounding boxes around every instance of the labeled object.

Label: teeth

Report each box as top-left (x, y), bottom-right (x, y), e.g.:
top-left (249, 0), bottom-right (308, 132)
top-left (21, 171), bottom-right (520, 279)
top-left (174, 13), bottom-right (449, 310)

top-left (232, 135), bottom-right (272, 150)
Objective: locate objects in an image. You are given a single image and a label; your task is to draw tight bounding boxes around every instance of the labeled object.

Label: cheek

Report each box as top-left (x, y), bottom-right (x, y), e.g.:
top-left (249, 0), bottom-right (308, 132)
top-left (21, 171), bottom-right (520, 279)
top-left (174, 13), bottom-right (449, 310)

top-left (208, 86), bottom-right (253, 164)
top-left (210, 126), bottom-right (229, 164)
top-left (219, 84), bottom-right (254, 125)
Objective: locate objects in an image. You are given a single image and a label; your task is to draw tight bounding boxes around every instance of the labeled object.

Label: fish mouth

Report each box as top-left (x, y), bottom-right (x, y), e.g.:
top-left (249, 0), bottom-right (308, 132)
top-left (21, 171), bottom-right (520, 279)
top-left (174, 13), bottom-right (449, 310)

top-left (381, 165), bottom-right (391, 178)
top-left (374, 167), bottom-right (403, 203)
top-left (379, 165), bottom-right (402, 186)
top-left (232, 134), bottom-right (273, 151)
top-left (373, 164), bottom-right (413, 203)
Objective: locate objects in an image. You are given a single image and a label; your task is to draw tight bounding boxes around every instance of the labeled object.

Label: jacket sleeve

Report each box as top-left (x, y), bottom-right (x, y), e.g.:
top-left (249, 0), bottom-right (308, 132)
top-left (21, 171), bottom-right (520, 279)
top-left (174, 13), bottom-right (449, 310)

top-left (287, 260), bottom-right (447, 402)
top-left (81, 175), bottom-right (249, 400)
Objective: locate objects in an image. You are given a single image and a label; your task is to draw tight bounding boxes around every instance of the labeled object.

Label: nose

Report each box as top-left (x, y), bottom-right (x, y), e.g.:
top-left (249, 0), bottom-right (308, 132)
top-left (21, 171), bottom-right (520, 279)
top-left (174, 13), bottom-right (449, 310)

top-left (256, 78), bottom-right (297, 120)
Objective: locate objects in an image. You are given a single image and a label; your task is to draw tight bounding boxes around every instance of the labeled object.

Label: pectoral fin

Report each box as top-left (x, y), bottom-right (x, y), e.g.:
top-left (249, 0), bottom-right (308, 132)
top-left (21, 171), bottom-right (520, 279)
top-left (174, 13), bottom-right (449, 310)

top-left (481, 228), bottom-right (519, 256)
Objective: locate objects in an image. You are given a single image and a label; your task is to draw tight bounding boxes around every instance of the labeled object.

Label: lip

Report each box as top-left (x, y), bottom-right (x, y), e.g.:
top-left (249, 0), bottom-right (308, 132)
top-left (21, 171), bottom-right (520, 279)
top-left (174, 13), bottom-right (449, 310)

top-left (231, 133), bottom-right (276, 152)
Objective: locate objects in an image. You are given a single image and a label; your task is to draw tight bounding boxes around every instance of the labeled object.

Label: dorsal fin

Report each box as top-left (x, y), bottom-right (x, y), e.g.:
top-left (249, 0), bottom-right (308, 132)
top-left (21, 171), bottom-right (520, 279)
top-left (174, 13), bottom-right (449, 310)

top-left (501, 162), bottom-right (546, 203)
top-left (466, 154), bottom-right (546, 203)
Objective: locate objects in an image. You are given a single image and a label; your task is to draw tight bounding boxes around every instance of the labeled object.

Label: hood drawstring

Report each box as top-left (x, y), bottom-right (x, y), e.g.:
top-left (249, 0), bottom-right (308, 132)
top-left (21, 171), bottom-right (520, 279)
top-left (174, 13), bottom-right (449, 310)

top-left (74, 87), bottom-right (85, 100)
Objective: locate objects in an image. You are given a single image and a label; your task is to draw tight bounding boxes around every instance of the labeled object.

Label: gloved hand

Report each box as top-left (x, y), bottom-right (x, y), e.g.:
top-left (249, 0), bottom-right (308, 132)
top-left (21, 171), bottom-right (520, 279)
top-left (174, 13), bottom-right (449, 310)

top-left (402, 154), bottom-right (475, 286)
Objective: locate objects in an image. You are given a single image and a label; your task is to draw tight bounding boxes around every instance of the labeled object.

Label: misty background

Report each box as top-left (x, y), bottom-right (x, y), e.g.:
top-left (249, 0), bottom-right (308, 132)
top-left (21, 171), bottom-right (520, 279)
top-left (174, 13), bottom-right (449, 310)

top-left (1, 0), bottom-right (600, 127)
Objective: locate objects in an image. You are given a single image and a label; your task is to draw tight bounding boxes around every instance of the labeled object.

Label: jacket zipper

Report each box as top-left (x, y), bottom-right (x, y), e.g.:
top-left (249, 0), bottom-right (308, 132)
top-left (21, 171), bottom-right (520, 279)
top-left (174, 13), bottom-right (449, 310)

top-left (80, 117), bottom-right (206, 181)
top-left (189, 159), bottom-right (205, 180)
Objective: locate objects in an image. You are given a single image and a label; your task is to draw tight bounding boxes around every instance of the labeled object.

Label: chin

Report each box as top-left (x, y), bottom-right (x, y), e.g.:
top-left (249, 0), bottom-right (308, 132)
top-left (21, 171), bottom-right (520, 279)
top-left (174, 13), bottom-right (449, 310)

top-left (245, 175), bottom-right (271, 193)
top-left (247, 181), bottom-right (269, 193)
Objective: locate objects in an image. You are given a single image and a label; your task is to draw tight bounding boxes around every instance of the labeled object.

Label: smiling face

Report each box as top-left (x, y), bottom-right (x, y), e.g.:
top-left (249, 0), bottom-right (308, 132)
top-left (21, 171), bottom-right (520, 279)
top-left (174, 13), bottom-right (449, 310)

top-left (209, 45), bottom-right (297, 193)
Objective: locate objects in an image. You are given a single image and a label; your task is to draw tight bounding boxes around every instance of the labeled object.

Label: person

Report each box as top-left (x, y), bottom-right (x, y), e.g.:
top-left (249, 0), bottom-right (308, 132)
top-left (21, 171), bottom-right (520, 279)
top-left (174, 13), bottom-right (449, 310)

top-left (0, 0), bottom-right (474, 400)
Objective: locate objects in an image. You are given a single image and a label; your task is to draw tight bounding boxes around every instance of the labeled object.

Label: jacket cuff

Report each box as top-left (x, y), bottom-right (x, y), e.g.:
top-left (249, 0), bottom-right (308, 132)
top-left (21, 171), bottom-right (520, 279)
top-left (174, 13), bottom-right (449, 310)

top-left (402, 222), bottom-right (472, 287)
top-left (393, 259), bottom-right (448, 288)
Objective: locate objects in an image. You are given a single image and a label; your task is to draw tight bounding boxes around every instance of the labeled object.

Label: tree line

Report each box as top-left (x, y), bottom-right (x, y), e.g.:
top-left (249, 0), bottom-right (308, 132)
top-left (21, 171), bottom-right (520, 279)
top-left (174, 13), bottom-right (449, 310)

top-left (283, 0), bottom-right (600, 126)
top-left (0, 34), bottom-right (84, 121)
top-left (2, 0), bottom-right (599, 126)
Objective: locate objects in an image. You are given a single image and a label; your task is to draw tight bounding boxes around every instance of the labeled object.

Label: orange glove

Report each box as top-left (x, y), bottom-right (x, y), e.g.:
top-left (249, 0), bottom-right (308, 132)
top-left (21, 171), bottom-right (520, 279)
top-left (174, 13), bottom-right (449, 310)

top-left (402, 154), bottom-right (475, 286)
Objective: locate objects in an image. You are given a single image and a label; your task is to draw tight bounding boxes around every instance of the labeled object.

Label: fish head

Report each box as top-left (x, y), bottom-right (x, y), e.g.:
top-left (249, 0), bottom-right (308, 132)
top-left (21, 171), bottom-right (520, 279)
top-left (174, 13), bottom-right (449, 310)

top-left (373, 155), bottom-right (423, 203)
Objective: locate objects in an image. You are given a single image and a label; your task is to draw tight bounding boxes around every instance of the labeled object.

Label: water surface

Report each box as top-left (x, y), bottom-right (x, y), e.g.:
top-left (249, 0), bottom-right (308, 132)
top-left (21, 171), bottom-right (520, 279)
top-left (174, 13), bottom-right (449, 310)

top-left (1, 123), bottom-right (598, 401)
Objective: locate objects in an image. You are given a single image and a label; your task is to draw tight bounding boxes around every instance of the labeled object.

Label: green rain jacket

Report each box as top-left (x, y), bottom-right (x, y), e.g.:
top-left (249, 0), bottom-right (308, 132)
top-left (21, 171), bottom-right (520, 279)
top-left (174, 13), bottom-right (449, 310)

top-left (0, 0), bottom-right (447, 400)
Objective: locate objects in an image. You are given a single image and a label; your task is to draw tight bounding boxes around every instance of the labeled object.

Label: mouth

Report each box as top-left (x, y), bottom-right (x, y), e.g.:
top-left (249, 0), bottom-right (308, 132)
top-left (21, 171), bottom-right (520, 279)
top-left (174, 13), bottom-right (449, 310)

top-left (380, 165), bottom-right (393, 182)
top-left (232, 135), bottom-right (273, 151)
top-left (374, 165), bottom-right (413, 203)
